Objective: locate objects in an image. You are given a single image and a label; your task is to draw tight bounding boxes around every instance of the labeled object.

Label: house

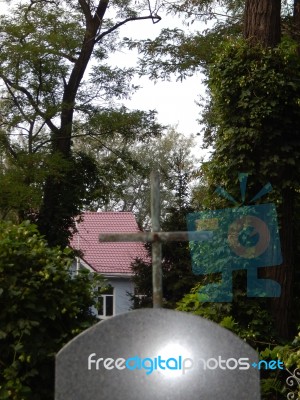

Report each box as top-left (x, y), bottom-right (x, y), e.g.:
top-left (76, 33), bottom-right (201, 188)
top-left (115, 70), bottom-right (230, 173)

top-left (70, 211), bottom-right (147, 319)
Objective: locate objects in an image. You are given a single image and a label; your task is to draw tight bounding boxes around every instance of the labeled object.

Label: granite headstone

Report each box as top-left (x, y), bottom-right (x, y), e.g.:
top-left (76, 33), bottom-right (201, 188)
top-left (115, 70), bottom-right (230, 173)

top-left (55, 309), bottom-right (260, 400)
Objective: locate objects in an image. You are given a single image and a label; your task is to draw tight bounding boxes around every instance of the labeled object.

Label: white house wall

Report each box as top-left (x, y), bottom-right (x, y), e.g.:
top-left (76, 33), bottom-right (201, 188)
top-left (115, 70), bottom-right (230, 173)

top-left (107, 277), bottom-right (134, 315)
top-left (70, 259), bottom-right (134, 317)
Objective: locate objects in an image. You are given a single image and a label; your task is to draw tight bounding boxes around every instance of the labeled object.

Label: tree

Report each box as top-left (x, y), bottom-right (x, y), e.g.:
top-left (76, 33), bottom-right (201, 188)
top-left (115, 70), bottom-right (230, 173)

top-left (204, 0), bottom-right (300, 339)
top-left (115, 1), bottom-right (300, 395)
top-left (131, 134), bottom-right (199, 308)
top-left (132, 0), bottom-right (300, 338)
top-left (74, 127), bottom-right (199, 229)
top-left (243, 0), bottom-right (281, 47)
top-left (0, 104), bottom-right (162, 234)
top-left (0, 221), bottom-right (104, 399)
top-left (0, 0), bottom-right (161, 246)
top-left (132, 204), bottom-right (198, 309)
top-left (240, 0), bottom-right (300, 340)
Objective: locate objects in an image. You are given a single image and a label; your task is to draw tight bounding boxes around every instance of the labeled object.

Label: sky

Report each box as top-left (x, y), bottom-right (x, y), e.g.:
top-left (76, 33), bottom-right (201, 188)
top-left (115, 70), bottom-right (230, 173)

top-left (108, 13), bottom-right (209, 148)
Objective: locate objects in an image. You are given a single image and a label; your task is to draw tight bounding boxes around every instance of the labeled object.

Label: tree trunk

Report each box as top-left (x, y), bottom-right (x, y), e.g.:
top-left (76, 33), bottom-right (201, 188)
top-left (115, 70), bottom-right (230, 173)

top-left (260, 188), bottom-right (295, 339)
top-left (294, 0), bottom-right (300, 54)
top-left (243, 0), bottom-right (281, 47)
top-left (295, 0), bottom-right (300, 29)
top-left (243, 1), bottom-right (298, 340)
top-left (275, 189), bottom-right (295, 338)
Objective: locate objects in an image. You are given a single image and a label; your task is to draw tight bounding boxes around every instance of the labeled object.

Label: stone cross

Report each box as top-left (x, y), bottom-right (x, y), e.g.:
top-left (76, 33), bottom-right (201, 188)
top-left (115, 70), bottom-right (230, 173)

top-left (99, 170), bottom-right (208, 308)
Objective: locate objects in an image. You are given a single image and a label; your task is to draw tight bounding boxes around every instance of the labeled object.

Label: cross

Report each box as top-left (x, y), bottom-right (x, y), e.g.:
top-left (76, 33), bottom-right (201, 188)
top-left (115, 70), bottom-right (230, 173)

top-left (99, 171), bottom-right (208, 308)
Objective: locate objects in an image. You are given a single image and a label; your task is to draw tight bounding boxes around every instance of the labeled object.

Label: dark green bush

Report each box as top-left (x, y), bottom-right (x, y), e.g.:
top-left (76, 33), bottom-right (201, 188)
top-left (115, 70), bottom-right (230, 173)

top-left (0, 221), bottom-right (103, 399)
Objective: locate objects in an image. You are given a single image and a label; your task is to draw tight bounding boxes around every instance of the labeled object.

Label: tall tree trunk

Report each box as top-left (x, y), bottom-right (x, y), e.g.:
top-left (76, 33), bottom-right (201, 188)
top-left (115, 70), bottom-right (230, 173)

top-left (243, 1), bottom-right (298, 339)
top-left (295, 0), bottom-right (300, 29)
top-left (275, 188), bottom-right (295, 338)
top-left (243, 0), bottom-right (281, 47)
top-left (294, 0), bottom-right (300, 54)
top-left (261, 188), bottom-right (295, 339)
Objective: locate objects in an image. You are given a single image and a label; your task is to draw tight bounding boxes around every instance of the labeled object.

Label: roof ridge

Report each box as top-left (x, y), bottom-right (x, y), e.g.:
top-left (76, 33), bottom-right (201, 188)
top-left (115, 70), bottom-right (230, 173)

top-left (79, 211), bottom-right (135, 214)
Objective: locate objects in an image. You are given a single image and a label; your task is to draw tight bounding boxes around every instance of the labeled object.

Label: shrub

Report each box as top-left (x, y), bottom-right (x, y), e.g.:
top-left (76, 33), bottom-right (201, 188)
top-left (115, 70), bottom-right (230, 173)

top-left (0, 221), bottom-right (103, 399)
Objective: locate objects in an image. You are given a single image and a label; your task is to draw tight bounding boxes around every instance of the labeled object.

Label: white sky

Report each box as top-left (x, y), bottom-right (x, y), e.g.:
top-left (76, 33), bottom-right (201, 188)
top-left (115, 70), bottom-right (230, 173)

top-left (105, 11), bottom-right (214, 160)
top-left (109, 14), bottom-right (208, 141)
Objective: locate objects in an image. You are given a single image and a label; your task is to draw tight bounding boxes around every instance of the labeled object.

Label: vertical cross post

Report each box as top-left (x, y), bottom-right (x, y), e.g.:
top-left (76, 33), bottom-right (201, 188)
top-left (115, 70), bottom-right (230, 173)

top-left (150, 170), bottom-right (162, 308)
top-left (99, 172), bottom-right (210, 308)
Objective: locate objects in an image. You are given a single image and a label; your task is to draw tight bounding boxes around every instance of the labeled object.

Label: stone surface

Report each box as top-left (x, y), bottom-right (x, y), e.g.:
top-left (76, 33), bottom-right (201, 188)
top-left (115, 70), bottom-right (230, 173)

top-left (55, 309), bottom-right (260, 400)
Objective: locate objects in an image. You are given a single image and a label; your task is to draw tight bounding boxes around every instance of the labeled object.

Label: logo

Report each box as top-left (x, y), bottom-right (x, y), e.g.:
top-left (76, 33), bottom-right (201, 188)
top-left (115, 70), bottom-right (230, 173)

top-left (187, 173), bottom-right (282, 301)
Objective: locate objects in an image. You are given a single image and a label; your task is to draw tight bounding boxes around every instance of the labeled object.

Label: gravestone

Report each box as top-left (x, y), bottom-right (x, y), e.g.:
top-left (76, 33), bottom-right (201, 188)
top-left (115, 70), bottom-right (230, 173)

top-left (55, 309), bottom-right (260, 400)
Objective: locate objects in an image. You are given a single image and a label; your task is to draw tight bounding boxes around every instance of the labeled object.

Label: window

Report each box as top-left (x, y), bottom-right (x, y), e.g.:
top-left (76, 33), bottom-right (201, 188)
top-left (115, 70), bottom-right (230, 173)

top-left (98, 286), bottom-right (114, 318)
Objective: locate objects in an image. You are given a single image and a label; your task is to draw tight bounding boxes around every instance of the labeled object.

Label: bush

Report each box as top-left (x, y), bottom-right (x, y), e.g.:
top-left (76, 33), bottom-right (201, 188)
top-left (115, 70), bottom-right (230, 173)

top-left (0, 221), bottom-right (103, 399)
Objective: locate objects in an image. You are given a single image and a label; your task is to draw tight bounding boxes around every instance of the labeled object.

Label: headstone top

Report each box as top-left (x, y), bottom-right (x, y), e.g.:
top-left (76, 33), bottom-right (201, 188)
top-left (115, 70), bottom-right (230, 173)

top-left (55, 309), bottom-right (260, 400)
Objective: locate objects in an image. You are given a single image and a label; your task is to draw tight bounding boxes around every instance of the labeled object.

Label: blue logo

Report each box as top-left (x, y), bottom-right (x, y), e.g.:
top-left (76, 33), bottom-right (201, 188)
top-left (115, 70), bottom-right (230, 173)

top-left (187, 173), bottom-right (282, 302)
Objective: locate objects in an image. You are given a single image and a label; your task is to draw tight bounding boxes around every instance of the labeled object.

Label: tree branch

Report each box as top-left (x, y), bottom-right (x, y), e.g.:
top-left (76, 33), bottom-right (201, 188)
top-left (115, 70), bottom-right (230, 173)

top-left (94, 0), bottom-right (109, 21)
top-left (0, 129), bottom-right (18, 159)
top-left (0, 74), bottom-right (59, 135)
top-left (33, 138), bottom-right (53, 152)
top-left (56, 51), bottom-right (78, 63)
top-left (95, 14), bottom-right (161, 43)
top-left (33, 120), bottom-right (47, 141)
top-left (78, 0), bottom-right (92, 24)
top-left (4, 82), bottom-right (33, 125)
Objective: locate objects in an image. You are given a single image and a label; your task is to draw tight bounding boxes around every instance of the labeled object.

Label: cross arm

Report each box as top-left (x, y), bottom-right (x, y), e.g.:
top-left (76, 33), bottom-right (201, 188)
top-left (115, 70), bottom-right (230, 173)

top-left (99, 231), bottom-right (211, 243)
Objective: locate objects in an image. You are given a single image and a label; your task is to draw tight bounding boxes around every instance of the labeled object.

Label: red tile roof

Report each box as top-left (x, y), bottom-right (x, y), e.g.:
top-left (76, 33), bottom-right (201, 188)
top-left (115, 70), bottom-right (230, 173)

top-left (70, 212), bottom-right (148, 275)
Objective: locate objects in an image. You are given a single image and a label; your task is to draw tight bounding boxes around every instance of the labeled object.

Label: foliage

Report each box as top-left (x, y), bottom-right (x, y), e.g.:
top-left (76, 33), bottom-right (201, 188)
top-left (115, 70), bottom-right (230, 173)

top-left (131, 206), bottom-right (198, 309)
top-left (131, 137), bottom-right (199, 308)
top-left (201, 38), bottom-right (300, 190)
top-left (0, 221), bottom-right (104, 399)
top-left (126, 22), bottom-right (243, 81)
top-left (124, 0), bottom-right (246, 82)
top-left (259, 330), bottom-right (300, 399)
top-left (177, 33), bottom-right (300, 397)
top-left (72, 106), bottom-right (164, 224)
top-left (0, 0), bottom-right (161, 246)
top-left (177, 283), bottom-right (300, 399)
top-left (126, 28), bottom-right (211, 80)
top-left (177, 279), bottom-right (276, 347)
top-left (75, 127), bottom-right (199, 229)
top-left (125, 0), bottom-right (300, 396)
top-left (260, 331), bottom-right (300, 371)
top-left (0, 105), bottom-right (163, 244)
top-left (193, 36), bottom-right (300, 337)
